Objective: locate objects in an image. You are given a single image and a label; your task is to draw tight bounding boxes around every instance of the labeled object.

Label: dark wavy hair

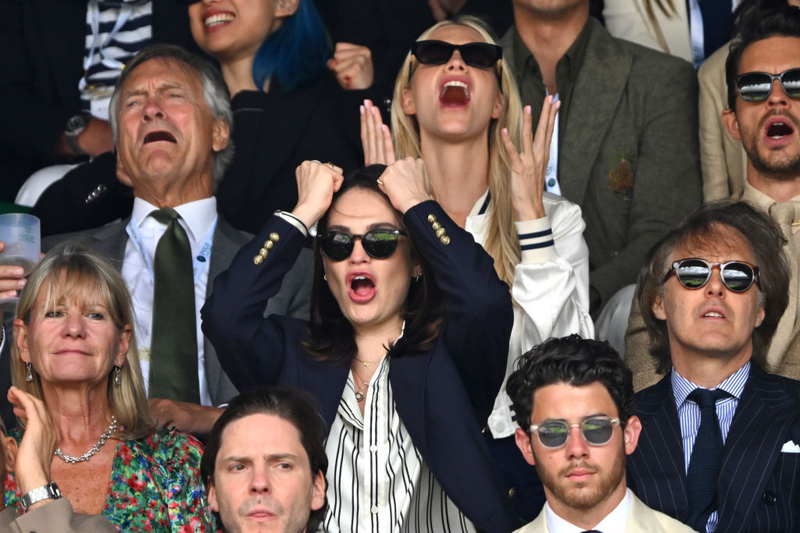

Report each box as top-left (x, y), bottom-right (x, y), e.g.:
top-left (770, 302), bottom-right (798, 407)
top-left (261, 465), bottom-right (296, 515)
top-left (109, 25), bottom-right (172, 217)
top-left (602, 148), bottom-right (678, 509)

top-left (725, 4), bottom-right (800, 110)
top-left (302, 165), bottom-right (445, 361)
top-left (506, 335), bottom-right (635, 430)
top-left (637, 201), bottom-right (790, 374)
top-left (201, 386), bottom-right (328, 532)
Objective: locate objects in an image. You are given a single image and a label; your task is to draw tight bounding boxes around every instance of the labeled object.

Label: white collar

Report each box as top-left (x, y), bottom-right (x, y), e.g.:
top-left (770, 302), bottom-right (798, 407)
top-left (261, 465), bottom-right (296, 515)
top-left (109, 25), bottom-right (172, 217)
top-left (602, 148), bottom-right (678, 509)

top-left (132, 196), bottom-right (217, 244)
top-left (544, 488), bottom-right (632, 533)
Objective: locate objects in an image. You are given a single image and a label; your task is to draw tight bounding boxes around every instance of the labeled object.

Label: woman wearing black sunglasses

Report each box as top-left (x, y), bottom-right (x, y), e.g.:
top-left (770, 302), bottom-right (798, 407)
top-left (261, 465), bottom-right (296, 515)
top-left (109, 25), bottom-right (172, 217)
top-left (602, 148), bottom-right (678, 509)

top-left (201, 159), bottom-right (518, 532)
top-left (360, 16), bottom-right (593, 519)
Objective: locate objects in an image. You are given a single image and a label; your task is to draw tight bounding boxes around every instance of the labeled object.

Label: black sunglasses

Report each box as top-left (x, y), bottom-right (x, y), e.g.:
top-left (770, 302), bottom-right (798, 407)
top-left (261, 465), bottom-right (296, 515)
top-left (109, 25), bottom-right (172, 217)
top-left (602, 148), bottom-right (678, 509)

top-left (736, 68), bottom-right (800, 102)
top-left (411, 40), bottom-right (502, 69)
top-left (663, 258), bottom-right (760, 293)
top-left (529, 416), bottom-right (621, 449)
top-left (319, 229), bottom-right (408, 261)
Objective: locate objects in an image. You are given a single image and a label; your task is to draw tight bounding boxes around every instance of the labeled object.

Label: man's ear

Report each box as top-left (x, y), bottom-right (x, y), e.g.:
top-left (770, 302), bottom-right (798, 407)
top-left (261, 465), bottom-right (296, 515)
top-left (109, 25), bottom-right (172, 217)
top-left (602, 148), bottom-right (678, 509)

top-left (623, 415), bottom-right (643, 455)
top-left (212, 118), bottom-right (230, 153)
top-left (514, 428), bottom-right (536, 466)
top-left (207, 480), bottom-right (219, 513)
top-left (310, 470), bottom-right (326, 511)
top-left (722, 108), bottom-right (742, 141)
top-left (652, 293), bottom-right (667, 321)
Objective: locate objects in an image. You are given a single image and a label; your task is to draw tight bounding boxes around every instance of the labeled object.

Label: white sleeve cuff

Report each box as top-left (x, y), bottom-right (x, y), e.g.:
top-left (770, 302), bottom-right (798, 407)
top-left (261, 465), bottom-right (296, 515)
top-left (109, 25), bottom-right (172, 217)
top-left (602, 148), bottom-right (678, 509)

top-left (275, 211), bottom-right (309, 237)
top-left (516, 217), bottom-right (558, 264)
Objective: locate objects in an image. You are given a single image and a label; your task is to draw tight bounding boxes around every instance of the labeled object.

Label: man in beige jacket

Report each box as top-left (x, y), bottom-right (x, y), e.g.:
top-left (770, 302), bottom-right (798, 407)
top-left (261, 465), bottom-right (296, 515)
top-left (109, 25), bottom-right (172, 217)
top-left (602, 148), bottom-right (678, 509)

top-left (507, 336), bottom-right (693, 533)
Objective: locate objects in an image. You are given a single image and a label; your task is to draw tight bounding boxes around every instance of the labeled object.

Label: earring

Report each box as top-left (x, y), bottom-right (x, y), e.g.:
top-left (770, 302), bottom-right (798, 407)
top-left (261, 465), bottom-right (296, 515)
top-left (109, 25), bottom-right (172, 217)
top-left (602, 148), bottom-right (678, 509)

top-left (113, 366), bottom-right (122, 387)
top-left (25, 362), bottom-right (33, 382)
top-left (414, 272), bottom-right (422, 282)
top-left (324, 274), bottom-right (328, 281)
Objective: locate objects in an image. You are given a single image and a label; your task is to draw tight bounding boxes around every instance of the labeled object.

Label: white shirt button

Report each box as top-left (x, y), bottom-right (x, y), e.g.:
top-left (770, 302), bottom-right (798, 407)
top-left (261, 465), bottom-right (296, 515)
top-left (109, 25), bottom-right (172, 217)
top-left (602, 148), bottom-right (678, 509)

top-left (370, 445), bottom-right (378, 452)
top-left (371, 505), bottom-right (379, 514)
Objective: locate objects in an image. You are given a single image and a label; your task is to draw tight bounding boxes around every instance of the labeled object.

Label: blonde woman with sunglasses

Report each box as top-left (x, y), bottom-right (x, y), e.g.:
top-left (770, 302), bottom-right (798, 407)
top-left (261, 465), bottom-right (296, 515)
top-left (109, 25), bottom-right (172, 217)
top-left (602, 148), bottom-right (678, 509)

top-left (360, 16), bottom-right (594, 520)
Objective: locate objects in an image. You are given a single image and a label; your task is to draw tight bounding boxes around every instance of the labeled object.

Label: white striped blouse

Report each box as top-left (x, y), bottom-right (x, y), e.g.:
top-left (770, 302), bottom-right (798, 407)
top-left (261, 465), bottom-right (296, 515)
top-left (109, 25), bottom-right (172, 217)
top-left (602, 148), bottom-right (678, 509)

top-left (323, 354), bottom-right (476, 533)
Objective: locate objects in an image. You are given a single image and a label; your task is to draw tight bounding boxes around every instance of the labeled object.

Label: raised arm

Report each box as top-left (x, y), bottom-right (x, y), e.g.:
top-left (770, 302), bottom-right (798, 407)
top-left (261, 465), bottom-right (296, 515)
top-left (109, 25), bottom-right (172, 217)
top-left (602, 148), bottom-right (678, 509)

top-left (379, 159), bottom-right (514, 413)
top-left (201, 162), bottom-right (343, 391)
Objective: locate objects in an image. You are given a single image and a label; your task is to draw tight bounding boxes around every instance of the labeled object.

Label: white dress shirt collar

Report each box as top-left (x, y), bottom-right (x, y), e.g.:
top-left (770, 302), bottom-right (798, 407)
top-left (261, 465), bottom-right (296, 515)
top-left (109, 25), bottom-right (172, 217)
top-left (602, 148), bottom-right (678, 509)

top-left (544, 488), bottom-right (632, 533)
top-left (131, 196), bottom-right (217, 244)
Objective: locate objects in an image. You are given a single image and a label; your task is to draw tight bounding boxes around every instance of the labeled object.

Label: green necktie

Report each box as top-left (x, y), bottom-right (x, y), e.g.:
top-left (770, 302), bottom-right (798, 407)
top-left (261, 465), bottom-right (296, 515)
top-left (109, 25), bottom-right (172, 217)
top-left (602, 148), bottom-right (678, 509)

top-left (148, 208), bottom-right (200, 403)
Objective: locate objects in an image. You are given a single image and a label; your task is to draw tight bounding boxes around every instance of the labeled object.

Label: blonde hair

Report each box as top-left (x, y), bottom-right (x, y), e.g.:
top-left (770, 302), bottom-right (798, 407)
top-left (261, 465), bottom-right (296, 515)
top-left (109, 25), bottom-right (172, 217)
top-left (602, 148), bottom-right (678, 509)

top-left (391, 16), bottom-right (523, 287)
top-left (12, 242), bottom-right (152, 440)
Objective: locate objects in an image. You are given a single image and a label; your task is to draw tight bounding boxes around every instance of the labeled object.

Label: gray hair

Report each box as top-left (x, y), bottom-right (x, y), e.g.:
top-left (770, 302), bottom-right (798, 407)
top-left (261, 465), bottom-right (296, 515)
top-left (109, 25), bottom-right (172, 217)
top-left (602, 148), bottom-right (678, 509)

top-left (109, 43), bottom-right (234, 183)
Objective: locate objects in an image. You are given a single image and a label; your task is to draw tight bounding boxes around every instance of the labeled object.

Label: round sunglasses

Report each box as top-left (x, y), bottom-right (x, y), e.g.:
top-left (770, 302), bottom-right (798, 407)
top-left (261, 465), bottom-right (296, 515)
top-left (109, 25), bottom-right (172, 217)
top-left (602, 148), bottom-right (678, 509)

top-left (411, 40), bottom-right (502, 69)
top-left (319, 229), bottom-right (407, 261)
top-left (663, 258), bottom-right (760, 293)
top-left (529, 416), bottom-right (621, 449)
top-left (736, 68), bottom-right (800, 102)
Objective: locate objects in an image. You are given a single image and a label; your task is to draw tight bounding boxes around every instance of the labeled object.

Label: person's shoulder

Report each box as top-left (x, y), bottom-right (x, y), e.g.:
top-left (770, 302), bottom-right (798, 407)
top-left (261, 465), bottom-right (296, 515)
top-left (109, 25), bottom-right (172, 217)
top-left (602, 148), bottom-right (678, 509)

top-left (512, 507), bottom-right (546, 532)
top-left (628, 491), bottom-right (695, 532)
top-left (42, 220), bottom-right (125, 252)
top-left (132, 427), bottom-right (204, 468)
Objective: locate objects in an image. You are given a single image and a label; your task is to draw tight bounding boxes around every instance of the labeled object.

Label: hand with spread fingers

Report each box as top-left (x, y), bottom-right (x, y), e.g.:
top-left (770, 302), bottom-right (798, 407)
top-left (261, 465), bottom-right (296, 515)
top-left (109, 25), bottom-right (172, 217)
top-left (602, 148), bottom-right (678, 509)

top-left (328, 43), bottom-right (375, 90)
top-left (7, 386), bottom-right (57, 499)
top-left (292, 160), bottom-right (345, 229)
top-left (360, 99), bottom-right (396, 166)
top-left (501, 96), bottom-right (560, 221)
top-left (378, 158), bottom-right (434, 214)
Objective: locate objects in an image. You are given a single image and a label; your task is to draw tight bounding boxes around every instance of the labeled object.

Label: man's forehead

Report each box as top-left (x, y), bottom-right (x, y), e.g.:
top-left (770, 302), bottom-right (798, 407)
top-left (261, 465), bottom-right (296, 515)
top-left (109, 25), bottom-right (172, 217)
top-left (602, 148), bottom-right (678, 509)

top-left (122, 57), bottom-right (202, 93)
top-left (219, 413), bottom-right (307, 457)
top-left (671, 224), bottom-right (754, 262)
top-left (532, 381), bottom-right (618, 419)
top-left (740, 36), bottom-right (800, 74)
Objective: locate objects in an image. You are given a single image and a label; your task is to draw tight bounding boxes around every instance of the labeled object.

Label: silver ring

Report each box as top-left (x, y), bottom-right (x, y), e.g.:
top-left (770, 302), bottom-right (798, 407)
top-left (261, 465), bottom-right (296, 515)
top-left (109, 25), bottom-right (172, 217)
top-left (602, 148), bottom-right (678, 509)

top-left (376, 178), bottom-right (384, 185)
top-left (310, 159), bottom-right (322, 164)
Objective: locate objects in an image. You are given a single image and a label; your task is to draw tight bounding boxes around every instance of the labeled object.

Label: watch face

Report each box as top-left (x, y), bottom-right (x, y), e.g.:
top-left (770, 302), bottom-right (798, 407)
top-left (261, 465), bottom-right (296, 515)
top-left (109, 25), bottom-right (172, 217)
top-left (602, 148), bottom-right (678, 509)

top-left (67, 114), bottom-right (89, 133)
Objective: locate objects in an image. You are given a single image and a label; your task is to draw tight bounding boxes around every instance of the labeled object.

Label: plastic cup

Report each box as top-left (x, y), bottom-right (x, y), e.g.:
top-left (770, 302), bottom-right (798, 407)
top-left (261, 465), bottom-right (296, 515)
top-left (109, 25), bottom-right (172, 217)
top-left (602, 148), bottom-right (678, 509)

top-left (0, 213), bottom-right (40, 276)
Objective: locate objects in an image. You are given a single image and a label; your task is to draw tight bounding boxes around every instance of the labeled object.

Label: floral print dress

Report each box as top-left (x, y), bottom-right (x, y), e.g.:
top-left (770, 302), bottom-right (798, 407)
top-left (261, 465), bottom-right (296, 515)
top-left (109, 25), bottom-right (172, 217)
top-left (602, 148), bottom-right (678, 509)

top-left (4, 427), bottom-right (214, 532)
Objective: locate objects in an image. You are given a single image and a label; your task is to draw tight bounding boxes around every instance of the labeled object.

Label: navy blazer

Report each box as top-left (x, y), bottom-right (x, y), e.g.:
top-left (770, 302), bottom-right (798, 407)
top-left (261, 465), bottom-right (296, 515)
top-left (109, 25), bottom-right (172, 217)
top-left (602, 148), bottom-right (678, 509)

top-left (628, 365), bottom-right (800, 533)
top-left (202, 201), bottom-right (518, 533)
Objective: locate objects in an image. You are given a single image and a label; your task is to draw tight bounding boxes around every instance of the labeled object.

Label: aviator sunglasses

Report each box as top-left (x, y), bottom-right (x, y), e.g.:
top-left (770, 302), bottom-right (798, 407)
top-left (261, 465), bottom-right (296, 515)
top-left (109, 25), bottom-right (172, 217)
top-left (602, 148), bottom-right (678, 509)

top-left (736, 68), bottom-right (800, 102)
top-left (663, 258), bottom-right (760, 293)
top-left (319, 229), bottom-right (408, 261)
top-left (529, 416), bottom-right (621, 449)
top-left (411, 40), bottom-right (503, 69)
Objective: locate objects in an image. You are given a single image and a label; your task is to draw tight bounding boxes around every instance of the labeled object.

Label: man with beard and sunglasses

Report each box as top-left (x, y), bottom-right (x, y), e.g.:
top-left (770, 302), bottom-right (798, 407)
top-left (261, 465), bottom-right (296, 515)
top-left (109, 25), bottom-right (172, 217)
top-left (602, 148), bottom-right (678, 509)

top-left (628, 201), bottom-right (800, 533)
top-left (507, 335), bottom-right (693, 533)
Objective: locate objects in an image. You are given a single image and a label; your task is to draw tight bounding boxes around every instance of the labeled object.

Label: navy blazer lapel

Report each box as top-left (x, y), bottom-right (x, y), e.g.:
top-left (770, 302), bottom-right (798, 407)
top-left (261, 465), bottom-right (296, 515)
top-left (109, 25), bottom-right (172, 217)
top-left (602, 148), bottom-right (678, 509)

top-left (717, 366), bottom-right (800, 533)
top-left (560, 20), bottom-right (633, 206)
top-left (35, 0), bottom-right (86, 109)
top-left (630, 375), bottom-right (689, 518)
top-left (387, 353), bottom-right (429, 453)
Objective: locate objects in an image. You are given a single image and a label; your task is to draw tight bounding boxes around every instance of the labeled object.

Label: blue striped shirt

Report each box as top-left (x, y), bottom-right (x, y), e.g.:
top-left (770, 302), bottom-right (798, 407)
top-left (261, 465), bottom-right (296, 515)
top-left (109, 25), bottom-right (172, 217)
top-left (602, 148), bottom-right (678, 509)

top-left (671, 361), bottom-right (750, 532)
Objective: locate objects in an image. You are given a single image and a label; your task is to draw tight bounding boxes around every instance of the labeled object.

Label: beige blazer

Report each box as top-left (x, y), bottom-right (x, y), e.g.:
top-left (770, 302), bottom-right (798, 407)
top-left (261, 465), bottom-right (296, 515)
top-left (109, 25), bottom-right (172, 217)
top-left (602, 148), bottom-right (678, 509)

top-left (603, 0), bottom-right (692, 62)
top-left (514, 492), bottom-right (695, 533)
top-left (698, 41), bottom-right (748, 201)
top-left (0, 499), bottom-right (116, 533)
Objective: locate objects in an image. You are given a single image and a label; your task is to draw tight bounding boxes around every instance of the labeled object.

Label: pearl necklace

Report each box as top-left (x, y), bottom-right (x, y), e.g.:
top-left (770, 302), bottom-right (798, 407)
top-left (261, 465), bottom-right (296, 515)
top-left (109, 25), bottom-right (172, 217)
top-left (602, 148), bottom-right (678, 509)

top-left (54, 417), bottom-right (117, 464)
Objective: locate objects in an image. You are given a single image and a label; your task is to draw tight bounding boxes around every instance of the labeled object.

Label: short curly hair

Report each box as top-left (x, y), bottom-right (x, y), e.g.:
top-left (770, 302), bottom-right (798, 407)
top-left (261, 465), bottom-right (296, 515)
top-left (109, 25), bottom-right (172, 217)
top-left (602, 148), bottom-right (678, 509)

top-left (506, 335), bottom-right (635, 431)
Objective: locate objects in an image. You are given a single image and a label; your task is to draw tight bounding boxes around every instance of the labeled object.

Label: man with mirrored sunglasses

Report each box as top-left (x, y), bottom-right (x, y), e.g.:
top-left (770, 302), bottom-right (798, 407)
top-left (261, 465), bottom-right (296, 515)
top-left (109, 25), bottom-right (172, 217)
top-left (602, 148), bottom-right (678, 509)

top-left (507, 335), bottom-right (693, 533)
top-left (500, 0), bottom-right (702, 319)
top-left (628, 201), bottom-right (800, 533)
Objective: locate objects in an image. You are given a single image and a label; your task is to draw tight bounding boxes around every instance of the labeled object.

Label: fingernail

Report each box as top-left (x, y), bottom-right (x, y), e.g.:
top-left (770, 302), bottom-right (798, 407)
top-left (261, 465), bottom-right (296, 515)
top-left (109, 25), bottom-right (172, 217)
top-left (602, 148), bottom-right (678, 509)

top-left (360, 105), bottom-right (364, 115)
top-left (526, 106), bottom-right (532, 115)
top-left (381, 124), bottom-right (388, 132)
top-left (364, 99), bottom-right (370, 106)
top-left (502, 128), bottom-right (509, 136)
top-left (372, 107), bottom-right (378, 116)
top-left (19, 279), bottom-right (27, 287)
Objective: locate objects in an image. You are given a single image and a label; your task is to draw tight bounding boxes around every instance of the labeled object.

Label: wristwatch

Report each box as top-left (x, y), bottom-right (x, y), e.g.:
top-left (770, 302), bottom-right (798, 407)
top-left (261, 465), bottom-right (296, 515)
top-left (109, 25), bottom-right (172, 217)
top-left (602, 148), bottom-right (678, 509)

top-left (64, 113), bottom-right (92, 156)
top-left (20, 481), bottom-right (62, 512)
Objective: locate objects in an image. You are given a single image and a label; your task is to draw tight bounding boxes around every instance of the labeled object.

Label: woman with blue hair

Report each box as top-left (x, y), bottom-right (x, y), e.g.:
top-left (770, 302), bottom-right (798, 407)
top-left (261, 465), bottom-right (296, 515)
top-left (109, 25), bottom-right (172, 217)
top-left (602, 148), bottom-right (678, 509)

top-left (188, 0), bottom-right (372, 233)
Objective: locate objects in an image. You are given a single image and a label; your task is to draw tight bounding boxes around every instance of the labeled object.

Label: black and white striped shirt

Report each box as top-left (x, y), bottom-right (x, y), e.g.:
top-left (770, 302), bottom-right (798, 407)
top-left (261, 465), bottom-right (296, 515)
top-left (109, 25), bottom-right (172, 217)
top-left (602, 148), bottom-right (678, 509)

top-left (323, 355), bottom-right (476, 533)
top-left (80, 0), bottom-right (153, 118)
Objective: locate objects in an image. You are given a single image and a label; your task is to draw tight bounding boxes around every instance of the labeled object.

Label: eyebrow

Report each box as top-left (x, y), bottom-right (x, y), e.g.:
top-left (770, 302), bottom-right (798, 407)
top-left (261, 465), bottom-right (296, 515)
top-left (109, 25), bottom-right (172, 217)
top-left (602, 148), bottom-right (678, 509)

top-left (121, 81), bottom-right (187, 100)
top-left (222, 453), bottom-right (302, 463)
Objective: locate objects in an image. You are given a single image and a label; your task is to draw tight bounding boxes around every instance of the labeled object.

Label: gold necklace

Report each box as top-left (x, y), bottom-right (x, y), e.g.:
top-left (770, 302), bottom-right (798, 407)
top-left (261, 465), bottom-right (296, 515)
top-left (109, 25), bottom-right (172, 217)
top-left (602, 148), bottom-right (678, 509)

top-left (350, 365), bottom-right (370, 402)
top-left (354, 357), bottom-right (382, 368)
